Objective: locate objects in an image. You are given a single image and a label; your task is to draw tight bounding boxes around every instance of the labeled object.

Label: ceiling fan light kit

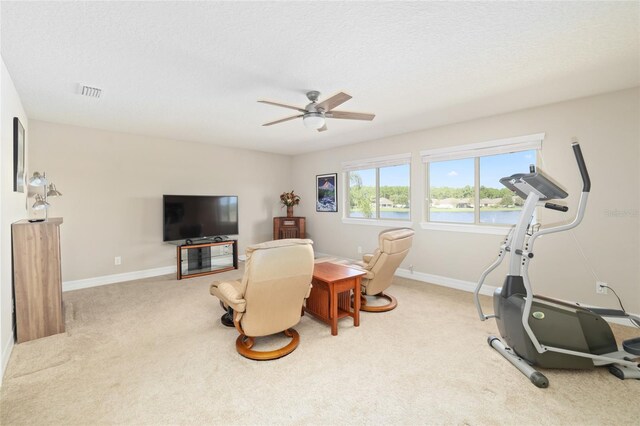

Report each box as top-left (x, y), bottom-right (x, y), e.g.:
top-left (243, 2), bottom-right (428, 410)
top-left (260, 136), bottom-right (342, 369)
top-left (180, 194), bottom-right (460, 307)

top-left (303, 112), bottom-right (325, 130)
top-left (259, 91), bottom-right (375, 132)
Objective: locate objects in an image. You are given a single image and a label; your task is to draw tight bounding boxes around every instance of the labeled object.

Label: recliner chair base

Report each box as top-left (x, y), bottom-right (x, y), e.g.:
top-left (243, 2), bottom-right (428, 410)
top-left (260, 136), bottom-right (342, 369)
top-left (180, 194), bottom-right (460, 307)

top-left (220, 311), bottom-right (234, 327)
top-left (235, 328), bottom-right (300, 360)
top-left (219, 302), bottom-right (234, 327)
top-left (360, 292), bottom-right (397, 312)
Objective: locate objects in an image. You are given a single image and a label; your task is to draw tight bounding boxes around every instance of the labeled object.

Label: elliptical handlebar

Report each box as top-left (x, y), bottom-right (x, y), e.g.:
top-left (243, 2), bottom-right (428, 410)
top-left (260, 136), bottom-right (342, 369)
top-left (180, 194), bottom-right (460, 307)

top-left (572, 142), bottom-right (590, 192)
top-left (544, 202), bottom-right (569, 212)
top-left (529, 142), bottom-right (590, 245)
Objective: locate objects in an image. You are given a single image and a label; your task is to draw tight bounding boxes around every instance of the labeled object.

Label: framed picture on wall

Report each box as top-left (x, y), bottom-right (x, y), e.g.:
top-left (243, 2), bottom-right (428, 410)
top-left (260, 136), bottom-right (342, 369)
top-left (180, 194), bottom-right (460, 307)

top-left (316, 173), bottom-right (337, 212)
top-left (13, 117), bottom-right (25, 193)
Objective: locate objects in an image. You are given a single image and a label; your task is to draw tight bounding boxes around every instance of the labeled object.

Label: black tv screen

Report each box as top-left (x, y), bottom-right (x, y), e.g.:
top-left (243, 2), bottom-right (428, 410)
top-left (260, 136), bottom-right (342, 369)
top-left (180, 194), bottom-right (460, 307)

top-left (163, 195), bottom-right (238, 242)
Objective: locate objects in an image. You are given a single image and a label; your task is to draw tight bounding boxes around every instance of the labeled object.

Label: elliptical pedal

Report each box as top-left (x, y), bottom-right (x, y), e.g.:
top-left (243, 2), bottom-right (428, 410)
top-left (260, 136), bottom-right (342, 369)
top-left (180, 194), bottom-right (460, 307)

top-left (608, 363), bottom-right (640, 380)
top-left (622, 337), bottom-right (640, 356)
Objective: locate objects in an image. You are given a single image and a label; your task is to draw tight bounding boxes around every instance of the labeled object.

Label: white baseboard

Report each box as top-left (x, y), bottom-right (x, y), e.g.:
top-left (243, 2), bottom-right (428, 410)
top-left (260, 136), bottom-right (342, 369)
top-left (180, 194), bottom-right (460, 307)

top-left (313, 251), bottom-right (333, 259)
top-left (606, 317), bottom-right (639, 327)
top-left (395, 267), bottom-right (498, 296)
top-left (394, 267), bottom-right (639, 327)
top-left (1, 333), bottom-right (14, 386)
top-left (63, 266), bottom-right (176, 292)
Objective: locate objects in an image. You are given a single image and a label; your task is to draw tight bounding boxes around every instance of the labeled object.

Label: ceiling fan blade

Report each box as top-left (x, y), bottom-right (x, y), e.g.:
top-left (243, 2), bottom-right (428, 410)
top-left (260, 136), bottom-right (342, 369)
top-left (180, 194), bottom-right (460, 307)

top-left (262, 114), bottom-right (304, 126)
top-left (316, 92), bottom-right (352, 112)
top-left (317, 123), bottom-right (328, 132)
top-left (326, 110), bottom-right (375, 121)
top-left (258, 100), bottom-right (306, 113)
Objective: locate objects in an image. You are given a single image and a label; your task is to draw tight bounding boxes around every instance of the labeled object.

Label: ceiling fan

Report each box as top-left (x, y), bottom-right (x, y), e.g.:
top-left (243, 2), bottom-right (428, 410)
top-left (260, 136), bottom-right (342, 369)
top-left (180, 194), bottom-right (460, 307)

top-left (258, 91), bottom-right (375, 132)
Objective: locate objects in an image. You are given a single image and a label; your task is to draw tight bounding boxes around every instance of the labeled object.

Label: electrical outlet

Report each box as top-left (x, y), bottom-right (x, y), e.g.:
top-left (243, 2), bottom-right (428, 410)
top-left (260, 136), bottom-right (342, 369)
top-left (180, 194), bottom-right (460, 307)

top-left (357, 246), bottom-right (362, 254)
top-left (115, 256), bottom-right (122, 266)
top-left (596, 281), bottom-right (608, 295)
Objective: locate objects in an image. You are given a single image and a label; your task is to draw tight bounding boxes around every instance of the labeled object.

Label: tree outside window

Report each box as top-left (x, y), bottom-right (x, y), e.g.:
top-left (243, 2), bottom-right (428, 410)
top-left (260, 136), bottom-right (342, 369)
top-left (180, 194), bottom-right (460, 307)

top-left (348, 164), bottom-right (410, 220)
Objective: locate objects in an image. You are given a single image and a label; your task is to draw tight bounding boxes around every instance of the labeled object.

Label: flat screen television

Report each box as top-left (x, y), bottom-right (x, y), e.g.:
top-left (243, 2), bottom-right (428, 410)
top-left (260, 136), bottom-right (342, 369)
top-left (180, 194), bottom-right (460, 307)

top-left (163, 195), bottom-right (238, 242)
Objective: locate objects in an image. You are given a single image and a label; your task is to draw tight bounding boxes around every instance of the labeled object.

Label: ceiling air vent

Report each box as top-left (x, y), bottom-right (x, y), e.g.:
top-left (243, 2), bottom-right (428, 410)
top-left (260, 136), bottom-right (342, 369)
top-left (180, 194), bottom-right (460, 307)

top-left (80, 85), bottom-right (102, 98)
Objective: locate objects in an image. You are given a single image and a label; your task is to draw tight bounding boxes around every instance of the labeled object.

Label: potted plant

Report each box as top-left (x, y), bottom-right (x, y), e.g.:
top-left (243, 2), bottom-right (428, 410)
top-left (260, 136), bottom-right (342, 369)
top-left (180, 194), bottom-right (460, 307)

top-left (280, 190), bottom-right (301, 217)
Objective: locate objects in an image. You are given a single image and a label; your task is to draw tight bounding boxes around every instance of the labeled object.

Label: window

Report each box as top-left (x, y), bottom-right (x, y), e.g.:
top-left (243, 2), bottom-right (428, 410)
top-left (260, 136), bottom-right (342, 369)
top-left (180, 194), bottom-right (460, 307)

top-left (429, 158), bottom-right (474, 224)
top-left (422, 134), bottom-right (543, 228)
top-left (479, 151), bottom-right (534, 224)
top-left (343, 153), bottom-right (411, 222)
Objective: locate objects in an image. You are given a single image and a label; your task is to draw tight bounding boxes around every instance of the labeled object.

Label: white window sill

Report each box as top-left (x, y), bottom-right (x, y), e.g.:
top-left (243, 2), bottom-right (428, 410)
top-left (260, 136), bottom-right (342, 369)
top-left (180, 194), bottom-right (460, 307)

top-left (420, 221), bottom-right (511, 235)
top-left (342, 217), bottom-right (413, 227)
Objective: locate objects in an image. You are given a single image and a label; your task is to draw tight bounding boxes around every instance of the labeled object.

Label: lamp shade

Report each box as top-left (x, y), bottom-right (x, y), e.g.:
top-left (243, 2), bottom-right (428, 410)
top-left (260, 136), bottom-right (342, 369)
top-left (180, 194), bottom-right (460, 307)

top-left (32, 194), bottom-right (50, 210)
top-left (28, 171), bottom-right (48, 187)
top-left (303, 112), bottom-right (325, 130)
top-left (46, 184), bottom-right (62, 197)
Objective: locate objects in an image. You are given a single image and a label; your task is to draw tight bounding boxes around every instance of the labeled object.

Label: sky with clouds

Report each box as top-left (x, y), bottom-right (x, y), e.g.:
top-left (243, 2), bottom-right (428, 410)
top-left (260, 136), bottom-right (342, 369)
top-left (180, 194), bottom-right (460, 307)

top-left (349, 150), bottom-right (536, 189)
top-left (430, 150), bottom-right (535, 188)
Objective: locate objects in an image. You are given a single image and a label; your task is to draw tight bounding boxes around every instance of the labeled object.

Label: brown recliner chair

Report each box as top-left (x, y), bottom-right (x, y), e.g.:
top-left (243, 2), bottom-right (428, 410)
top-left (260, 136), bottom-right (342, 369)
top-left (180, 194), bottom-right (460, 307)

top-left (210, 238), bottom-right (314, 360)
top-left (349, 228), bottom-right (415, 312)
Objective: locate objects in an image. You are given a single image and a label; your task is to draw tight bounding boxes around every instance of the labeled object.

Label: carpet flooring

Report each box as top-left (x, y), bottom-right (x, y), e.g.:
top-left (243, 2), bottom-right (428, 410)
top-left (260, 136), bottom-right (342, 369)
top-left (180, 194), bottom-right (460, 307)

top-left (1, 268), bottom-right (638, 425)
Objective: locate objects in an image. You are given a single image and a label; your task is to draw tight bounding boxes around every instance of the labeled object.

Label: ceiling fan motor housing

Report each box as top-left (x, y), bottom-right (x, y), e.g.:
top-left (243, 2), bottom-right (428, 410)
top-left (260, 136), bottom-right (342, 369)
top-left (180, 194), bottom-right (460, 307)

top-left (306, 103), bottom-right (321, 113)
top-left (306, 90), bottom-right (321, 102)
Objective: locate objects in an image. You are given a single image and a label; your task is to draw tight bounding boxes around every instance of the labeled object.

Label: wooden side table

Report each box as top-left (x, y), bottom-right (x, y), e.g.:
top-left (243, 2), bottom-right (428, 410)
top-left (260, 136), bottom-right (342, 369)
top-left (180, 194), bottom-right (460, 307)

top-left (273, 217), bottom-right (305, 240)
top-left (305, 262), bottom-right (366, 336)
top-left (12, 218), bottom-right (65, 343)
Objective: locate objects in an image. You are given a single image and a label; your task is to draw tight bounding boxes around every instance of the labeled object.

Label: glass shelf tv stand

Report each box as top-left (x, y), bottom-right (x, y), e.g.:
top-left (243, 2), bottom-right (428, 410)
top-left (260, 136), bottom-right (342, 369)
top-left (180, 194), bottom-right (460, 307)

top-left (174, 239), bottom-right (238, 280)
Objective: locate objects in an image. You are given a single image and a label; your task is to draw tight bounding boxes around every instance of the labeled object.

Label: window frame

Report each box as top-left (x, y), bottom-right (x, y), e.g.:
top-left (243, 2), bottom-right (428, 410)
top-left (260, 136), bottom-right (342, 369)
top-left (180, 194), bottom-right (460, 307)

top-left (342, 153), bottom-right (412, 226)
top-left (420, 133), bottom-right (544, 235)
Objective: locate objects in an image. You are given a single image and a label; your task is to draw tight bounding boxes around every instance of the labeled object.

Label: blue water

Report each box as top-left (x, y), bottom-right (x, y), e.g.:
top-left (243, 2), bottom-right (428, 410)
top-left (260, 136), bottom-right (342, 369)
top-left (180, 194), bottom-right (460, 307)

top-left (349, 211), bottom-right (410, 219)
top-left (348, 210), bottom-right (522, 224)
top-left (432, 210), bottom-right (522, 225)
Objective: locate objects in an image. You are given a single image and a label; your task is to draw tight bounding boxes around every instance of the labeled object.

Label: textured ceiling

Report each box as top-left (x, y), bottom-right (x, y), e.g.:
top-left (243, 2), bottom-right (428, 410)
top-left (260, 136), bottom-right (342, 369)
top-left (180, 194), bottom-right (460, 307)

top-left (1, 1), bottom-right (638, 155)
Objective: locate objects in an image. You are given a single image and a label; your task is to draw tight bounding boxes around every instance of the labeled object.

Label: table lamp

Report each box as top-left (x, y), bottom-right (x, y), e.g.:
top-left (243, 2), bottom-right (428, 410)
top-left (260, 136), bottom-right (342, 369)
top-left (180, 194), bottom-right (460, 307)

top-left (28, 171), bottom-right (62, 221)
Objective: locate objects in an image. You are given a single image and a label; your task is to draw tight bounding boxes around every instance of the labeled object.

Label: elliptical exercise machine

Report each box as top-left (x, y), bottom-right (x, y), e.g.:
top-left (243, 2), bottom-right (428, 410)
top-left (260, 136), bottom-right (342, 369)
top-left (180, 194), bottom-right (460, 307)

top-left (474, 141), bottom-right (640, 388)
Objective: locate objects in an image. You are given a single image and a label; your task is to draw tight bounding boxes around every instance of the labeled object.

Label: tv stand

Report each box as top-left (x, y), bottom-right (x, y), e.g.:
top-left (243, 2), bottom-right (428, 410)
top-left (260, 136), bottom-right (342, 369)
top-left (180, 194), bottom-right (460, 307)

top-left (176, 239), bottom-right (238, 280)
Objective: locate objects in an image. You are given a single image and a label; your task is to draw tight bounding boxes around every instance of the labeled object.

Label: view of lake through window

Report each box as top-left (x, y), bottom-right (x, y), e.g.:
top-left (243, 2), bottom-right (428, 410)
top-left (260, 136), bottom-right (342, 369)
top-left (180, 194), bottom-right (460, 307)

top-left (428, 150), bottom-right (536, 225)
top-left (346, 147), bottom-right (536, 225)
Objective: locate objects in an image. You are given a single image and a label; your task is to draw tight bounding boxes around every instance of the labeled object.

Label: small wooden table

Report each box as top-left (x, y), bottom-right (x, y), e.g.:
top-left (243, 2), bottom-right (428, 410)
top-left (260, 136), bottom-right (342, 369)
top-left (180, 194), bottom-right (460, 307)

top-left (273, 217), bottom-right (305, 240)
top-left (305, 262), bottom-right (366, 336)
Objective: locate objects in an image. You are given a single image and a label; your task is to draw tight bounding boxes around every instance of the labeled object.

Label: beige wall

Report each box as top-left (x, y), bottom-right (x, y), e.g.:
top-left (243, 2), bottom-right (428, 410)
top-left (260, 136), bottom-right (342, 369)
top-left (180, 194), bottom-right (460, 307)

top-left (28, 121), bottom-right (292, 282)
top-left (292, 88), bottom-right (640, 313)
top-left (1, 57), bottom-right (29, 382)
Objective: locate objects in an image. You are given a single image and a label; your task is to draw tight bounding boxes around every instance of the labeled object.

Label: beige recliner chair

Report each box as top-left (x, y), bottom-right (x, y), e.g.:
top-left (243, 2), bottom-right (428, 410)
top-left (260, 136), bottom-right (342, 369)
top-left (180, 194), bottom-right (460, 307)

top-left (210, 238), bottom-right (314, 360)
top-left (349, 228), bottom-right (415, 312)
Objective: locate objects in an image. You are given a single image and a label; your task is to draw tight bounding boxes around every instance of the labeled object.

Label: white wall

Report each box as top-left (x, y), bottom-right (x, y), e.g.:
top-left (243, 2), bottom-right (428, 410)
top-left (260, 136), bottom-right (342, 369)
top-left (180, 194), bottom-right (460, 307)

top-left (28, 121), bottom-right (292, 282)
top-left (292, 88), bottom-right (640, 313)
top-left (1, 57), bottom-right (29, 383)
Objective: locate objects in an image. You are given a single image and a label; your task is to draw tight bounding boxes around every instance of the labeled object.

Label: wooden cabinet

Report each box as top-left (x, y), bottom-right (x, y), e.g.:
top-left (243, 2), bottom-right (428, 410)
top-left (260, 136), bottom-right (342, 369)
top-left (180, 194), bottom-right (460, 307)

top-left (12, 218), bottom-right (65, 343)
top-left (273, 217), bottom-right (306, 240)
top-left (176, 240), bottom-right (238, 280)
